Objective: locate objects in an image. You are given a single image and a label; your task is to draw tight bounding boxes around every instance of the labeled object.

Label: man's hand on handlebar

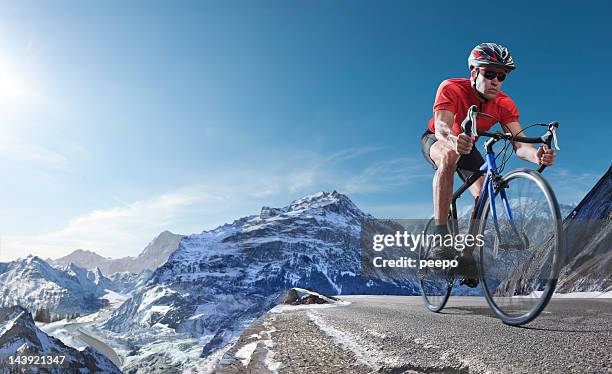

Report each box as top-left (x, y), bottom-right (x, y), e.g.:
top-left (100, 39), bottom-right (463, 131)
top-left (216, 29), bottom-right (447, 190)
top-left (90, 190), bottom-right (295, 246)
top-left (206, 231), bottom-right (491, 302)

top-left (536, 144), bottom-right (556, 166)
top-left (455, 133), bottom-right (475, 155)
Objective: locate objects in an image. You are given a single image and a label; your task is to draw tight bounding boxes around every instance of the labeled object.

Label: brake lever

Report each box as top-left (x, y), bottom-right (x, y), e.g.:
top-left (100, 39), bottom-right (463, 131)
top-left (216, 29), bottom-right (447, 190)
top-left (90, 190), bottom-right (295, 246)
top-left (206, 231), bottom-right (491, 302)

top-left (551, 126), bottom-right (561, 151)
top-left (461, 105), bottom-right (479, 137)
top-left (537, 122), bottom-right (559, 173)
top-left (468, 105), bottom-right (479, 137)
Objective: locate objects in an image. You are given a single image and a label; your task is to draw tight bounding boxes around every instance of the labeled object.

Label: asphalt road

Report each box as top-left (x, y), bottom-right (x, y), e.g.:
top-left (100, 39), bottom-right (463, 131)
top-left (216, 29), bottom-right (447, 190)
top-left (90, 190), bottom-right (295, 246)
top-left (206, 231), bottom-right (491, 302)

top-left (219, 296), bottom-right (612, 373)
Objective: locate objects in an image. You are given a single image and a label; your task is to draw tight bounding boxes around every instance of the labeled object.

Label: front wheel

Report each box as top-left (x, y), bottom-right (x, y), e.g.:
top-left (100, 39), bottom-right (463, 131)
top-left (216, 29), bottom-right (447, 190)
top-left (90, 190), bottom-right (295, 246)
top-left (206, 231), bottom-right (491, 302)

top-left (418, 218), bottom-right (453, 312)
top-left (477, 168), bottom-right (563, 326)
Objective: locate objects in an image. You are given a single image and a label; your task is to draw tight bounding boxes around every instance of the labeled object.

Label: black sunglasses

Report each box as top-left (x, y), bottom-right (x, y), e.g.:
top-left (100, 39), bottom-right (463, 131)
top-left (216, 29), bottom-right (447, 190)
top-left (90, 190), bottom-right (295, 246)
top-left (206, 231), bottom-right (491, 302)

top-left (480, 69), bottom-right (506, 82)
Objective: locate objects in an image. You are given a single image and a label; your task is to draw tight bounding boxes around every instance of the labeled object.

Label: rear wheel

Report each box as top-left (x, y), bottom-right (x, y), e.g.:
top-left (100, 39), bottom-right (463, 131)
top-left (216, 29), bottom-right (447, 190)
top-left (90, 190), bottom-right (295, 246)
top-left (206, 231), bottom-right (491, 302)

top-left (418, 218), bottom-right (453, 312)
top-left (477, 168), bottom-right (563, 326)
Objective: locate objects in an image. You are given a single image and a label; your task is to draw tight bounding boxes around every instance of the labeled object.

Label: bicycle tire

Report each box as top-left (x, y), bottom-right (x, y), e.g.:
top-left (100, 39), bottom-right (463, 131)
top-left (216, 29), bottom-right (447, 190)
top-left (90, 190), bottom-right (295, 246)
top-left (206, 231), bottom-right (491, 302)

top-left (418, 218), bottom-right (453, 312)
top-left (476, 168), bottom-right (563, 326)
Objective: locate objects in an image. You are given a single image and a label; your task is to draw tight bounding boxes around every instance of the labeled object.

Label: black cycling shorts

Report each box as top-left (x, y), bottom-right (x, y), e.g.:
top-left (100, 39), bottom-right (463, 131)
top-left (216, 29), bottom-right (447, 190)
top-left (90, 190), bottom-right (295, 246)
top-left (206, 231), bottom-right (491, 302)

top-left (420, 130), bottom-right (485, 182)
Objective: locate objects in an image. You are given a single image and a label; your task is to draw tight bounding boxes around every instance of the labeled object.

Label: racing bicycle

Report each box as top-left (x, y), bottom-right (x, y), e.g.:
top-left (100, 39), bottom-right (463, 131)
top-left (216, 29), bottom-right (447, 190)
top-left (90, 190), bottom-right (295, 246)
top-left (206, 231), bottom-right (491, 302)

top-left (418, 105), bottom-right (564, 326)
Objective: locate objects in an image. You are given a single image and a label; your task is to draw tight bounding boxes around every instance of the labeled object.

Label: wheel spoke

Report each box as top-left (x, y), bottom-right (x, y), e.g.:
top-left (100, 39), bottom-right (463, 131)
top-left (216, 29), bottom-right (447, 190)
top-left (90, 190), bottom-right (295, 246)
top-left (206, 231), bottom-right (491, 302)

top-left (478, 169), bottom-right (562, 325)
top-left (418, 218), bottom-right (452, 312)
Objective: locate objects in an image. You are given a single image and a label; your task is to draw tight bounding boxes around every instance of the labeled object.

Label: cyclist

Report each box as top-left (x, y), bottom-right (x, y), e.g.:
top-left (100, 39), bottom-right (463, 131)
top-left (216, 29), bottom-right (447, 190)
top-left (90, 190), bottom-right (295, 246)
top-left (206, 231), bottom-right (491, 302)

top-left (420, 42), bottom-right (556, 285)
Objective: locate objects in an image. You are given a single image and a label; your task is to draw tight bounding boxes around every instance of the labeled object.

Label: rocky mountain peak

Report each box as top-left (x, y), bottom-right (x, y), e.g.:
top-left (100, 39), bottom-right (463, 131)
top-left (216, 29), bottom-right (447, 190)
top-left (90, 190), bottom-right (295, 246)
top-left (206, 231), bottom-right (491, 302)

top-left (257, 191), bottom-right (365, 222)
top-left (288, 190), bottom-right (355, 210)
top-left (567, 166), bottom-right (611, 221)
top-left (0, 257), bottom-right (108, 321)
top-left (495, 166), bottom-right (611, 294)
top-left (47, 230), bottom-right (183, 275)
top-left (18, 255), bottom-right (55, 276)
top-left (0, 305), bottom-right (33, 332)
top-left (0, 305), bottom-right (121, 372)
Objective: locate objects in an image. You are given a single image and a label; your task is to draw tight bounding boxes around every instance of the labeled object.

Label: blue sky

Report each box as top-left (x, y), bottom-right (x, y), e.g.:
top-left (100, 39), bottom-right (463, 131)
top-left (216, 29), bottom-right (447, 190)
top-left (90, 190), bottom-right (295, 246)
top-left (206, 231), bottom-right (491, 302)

top-left (0, 1), bottom-right (609, 260)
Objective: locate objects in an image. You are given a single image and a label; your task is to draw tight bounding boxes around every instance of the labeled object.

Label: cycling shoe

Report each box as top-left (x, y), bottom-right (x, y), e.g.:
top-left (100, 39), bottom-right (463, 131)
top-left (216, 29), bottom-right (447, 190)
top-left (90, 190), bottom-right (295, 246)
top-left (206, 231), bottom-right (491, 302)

top-left (456, 251), bottom-right (479, 279)
top-left (429, 243), bottom-right (457, 261)
top-left (459, 277), bottom-right (479, 288)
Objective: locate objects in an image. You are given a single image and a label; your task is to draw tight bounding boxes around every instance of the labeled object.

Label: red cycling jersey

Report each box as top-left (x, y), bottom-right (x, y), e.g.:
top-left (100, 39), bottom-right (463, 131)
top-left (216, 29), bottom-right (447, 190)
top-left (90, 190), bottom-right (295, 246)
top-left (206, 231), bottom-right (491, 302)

top-left (427, 78), bottom-right (519, 134)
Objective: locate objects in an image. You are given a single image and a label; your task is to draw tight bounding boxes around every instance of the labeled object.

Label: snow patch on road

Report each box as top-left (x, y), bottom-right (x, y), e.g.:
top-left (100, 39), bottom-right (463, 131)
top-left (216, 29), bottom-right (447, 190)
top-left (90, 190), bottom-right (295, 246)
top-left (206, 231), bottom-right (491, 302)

top-left (517, 291), bottom-right (612, 299)
top-left (232, 316), bottom-right (281, 372)
top-left (270, 302), bottom-right (350, 313)
top-left (307, 311), bottom-right (390, 370)
top-left (235, 341), bottom-right (258, 367)
top-left (261, 318), bottom-right (281, 373)
top-left (364, 327), bottom-right (387, 339)
top-left (553, 291), bottom-right (612, 298)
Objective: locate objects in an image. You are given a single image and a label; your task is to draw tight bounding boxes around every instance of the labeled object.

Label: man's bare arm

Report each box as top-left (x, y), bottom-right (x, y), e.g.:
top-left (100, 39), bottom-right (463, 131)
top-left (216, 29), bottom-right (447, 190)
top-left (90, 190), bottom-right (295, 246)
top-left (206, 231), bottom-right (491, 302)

top-left (503, 121), bottom-right (556, 166)
top-left (434, 110), bottom-right (474, 155)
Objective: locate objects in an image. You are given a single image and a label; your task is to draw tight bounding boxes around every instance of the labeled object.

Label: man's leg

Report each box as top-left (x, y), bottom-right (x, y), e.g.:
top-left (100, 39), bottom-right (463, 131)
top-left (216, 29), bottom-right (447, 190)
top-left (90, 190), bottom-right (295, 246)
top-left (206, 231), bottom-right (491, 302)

top-left (468, 177), bottom-right (484, 197)
top-left (429, 141), bottom-right (459, 226)
top-left (427, 141), bottom-right (484, 286)
top-left (455, 176), bottom-right (484, 287)
top-left (426, 142), bottom-right (459, 260)
top-left (458, 150), bottom-right (486, 205)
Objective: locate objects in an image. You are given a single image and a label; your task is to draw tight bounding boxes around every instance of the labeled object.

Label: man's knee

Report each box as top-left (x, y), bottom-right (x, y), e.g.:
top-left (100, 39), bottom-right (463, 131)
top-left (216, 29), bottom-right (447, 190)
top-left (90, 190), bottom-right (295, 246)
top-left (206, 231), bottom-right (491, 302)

top-left (431, 146), bottom-right (459, 171)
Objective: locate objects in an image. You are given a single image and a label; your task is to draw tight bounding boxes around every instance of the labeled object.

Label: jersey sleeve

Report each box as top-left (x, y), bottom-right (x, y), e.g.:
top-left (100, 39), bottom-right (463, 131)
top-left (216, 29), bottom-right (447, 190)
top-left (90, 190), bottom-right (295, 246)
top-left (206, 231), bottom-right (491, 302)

top-left (499, 95), bottom-right (520, 124)
top-left (432, 80), bottom-right (459, 114)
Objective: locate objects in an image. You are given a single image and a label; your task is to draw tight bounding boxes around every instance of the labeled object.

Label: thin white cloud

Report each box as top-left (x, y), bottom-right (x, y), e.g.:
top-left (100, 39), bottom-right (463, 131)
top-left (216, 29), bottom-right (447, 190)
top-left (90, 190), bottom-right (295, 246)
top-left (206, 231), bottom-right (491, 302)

top-left (321, 146), bottom-right (384, 165)
top-left (288, 170), bottom-right (315, 193)
top-left (0, 129), bottom-right (75, 172)
top-left (342, 157), bottom-right (430, 194)
top-left (2, 147), bottom-right (431, 262)
top-left (545, 167), bottom-right (601, 204)
top-left (2, 189), bottom-right (210, 261)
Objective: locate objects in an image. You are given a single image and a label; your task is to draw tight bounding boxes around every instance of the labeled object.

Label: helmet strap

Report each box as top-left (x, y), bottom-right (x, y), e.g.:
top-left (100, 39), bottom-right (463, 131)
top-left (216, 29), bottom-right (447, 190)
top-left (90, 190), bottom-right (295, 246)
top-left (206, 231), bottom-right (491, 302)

top-left (471, 69), bottom-right (489, 103)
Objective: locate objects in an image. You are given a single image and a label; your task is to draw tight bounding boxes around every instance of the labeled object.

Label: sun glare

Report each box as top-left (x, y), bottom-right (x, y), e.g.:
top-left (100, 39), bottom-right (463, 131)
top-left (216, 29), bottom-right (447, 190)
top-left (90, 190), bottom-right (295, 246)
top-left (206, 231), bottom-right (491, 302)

top-left (0, 59), bottom-right (29, 102)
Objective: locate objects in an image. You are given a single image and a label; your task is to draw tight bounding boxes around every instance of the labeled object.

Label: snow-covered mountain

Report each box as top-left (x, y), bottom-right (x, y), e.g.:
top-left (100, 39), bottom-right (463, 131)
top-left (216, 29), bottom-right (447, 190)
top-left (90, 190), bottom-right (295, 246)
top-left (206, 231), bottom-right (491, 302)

top-left (0, 182), bottom-right (599, 374)
top-left (0, 256), bottom-right (111, 322)
top-left (99, 191), bottom-right (419, 372)
top-left (0, 305), bottom-right (121, 373)
top-left (496, 166), bottom-right (611, 295)
top-left (48, 248), bottom-right (110, 270)
top-left (107, 269), bottom-right (154, 295)
top-left (466, 198), bottom-right (575, 288)
top-left (48, 230), bottom-right (184, 275)
top-left (554, 166), bottom-right (611, 292)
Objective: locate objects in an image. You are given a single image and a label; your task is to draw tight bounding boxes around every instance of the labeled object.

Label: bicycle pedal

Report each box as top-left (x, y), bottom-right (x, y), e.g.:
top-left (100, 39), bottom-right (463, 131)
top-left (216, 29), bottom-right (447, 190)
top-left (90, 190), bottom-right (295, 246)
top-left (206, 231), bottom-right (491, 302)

top-left (460, 277), bottom-right (479, 288)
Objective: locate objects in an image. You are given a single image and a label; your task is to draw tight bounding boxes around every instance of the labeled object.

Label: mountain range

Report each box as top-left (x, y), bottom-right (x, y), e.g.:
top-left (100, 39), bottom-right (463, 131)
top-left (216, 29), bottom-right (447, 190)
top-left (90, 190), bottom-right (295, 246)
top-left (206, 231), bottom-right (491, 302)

top-left (0, 256), bottom-right (112, 322)
top-left (98, 191), bottom-right (423, 372)
top-left (0, 305), bottom-right (121, 373)
top-left (497, 166), bottom-right (611, 295)
top-left (47, 230), bottom-right (183, 275)
top-left (0, 166), bottom-right (609, 373)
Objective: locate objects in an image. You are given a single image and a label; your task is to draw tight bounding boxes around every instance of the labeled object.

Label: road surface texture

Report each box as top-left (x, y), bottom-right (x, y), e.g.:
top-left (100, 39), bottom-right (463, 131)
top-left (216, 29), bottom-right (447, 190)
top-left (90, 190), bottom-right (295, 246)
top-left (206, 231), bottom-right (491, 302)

top-left (217, 296), bottom-right (611, 374)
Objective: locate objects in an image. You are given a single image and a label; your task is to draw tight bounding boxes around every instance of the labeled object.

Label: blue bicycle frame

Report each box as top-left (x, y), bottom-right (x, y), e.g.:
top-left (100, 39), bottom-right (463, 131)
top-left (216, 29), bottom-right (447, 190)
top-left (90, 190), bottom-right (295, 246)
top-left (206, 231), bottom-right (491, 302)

top-left (450, 138), bottom-right (523, 243)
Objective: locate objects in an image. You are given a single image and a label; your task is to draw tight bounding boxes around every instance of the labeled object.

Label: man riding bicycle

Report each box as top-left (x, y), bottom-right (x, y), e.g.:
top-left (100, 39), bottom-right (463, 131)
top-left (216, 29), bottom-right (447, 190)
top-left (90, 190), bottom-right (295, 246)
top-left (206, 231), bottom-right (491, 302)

top-left (420, 42), bottom-right (556, 285)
